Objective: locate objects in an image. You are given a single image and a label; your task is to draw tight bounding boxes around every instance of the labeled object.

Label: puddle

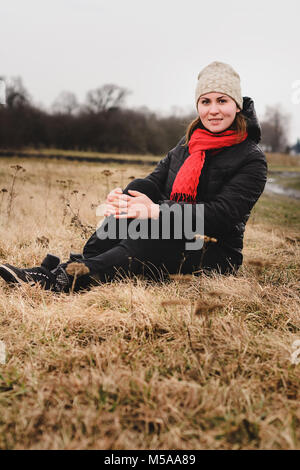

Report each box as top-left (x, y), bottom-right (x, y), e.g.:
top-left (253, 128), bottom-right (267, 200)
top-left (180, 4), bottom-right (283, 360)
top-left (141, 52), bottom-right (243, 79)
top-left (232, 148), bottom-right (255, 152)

top-left (265, 171), bottom-right (300, 200)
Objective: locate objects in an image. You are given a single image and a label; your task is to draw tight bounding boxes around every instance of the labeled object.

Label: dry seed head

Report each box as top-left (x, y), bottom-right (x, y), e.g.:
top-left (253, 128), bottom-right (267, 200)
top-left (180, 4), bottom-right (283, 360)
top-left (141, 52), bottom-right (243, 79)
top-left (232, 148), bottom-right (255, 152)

top-left (11, 164), bottom-right (24, 171)
top-left (194, 234), bottom-right (217, 243)
top-left (194, 299), bottom-right (222, 316)
top-left (102, 170), bottom-right (113, 177)
top-left (66, 262), bottom-right (90, 277)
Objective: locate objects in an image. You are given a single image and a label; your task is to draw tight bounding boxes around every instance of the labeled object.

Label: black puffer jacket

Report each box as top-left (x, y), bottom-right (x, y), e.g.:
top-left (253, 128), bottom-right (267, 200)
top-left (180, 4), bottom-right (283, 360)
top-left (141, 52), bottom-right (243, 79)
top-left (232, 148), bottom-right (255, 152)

top-left (145, 97), bottom-right (268, 259)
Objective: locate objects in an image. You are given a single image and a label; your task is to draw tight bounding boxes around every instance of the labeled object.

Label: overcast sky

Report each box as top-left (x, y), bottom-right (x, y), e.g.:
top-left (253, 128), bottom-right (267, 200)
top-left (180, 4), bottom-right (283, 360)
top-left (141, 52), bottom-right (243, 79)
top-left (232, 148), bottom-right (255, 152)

top-left (1, 0), bottom-right (300, 143)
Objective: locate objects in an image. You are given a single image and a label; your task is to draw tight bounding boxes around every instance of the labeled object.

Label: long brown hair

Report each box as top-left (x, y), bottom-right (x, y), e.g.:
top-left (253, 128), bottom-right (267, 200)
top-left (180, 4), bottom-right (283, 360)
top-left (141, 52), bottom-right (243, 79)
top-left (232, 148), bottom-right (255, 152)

top-left (183, 111), bottom-right (248, 146)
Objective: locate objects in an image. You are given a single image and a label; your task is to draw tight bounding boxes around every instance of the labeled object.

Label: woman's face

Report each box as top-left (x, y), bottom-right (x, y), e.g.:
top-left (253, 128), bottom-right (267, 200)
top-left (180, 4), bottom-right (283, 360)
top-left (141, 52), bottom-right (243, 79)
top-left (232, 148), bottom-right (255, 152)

top-left (197, 92), bottom-right (240, 133)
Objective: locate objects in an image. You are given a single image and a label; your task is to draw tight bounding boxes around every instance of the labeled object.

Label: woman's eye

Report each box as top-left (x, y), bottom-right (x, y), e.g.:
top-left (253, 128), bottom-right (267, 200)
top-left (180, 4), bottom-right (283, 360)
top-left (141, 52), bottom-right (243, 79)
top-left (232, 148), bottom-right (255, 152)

top-left (201, 99), bottom-right (226, 104)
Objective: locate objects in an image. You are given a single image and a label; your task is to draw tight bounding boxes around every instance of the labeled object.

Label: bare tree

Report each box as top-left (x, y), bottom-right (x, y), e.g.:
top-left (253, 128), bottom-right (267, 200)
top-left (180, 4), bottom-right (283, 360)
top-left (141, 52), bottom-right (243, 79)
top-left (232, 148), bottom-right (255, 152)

top-left (52, 91), bottom-right (79, 115)
top-left (260, 105), bottom-right (291, 152)
top-left (4, 76), bottom-right (31, 108)
top-left (85, 84), bottom-right (130, 113)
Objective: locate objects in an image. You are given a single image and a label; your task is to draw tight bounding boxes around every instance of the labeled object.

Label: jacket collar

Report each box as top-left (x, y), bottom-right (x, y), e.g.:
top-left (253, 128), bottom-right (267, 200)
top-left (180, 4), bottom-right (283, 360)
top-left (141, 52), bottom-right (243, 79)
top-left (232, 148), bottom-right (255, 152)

top-left (241, 97), bottom-right (261, 143)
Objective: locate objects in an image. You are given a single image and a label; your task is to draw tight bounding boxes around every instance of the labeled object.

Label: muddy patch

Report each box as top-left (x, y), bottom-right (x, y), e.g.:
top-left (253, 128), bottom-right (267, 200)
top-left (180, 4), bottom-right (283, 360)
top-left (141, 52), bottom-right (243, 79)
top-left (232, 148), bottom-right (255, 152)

top-left (265, 171), bottom-right (300, 200)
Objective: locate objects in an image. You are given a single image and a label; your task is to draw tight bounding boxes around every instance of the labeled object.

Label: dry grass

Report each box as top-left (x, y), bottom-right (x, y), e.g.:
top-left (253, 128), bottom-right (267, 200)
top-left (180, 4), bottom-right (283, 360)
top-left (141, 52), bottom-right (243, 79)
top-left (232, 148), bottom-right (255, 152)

top-left (0, 147), bottom-right (162, 163)
top-left (0, 157), bottom-right (299, 450)
top-left (266, 152), bottom-right (300, 171)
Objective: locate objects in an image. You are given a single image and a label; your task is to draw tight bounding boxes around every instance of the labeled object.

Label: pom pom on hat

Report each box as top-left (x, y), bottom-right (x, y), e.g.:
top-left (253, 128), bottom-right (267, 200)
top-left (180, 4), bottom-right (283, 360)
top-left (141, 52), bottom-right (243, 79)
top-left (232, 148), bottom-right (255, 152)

top-left (195, 61), bottom-right (243, 110)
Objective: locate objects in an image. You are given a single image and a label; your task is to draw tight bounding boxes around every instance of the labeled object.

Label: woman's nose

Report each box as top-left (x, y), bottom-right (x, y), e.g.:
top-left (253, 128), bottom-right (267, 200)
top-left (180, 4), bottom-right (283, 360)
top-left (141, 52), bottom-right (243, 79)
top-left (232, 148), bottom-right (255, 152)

top-left (209, 103), bottom-right (219, 114)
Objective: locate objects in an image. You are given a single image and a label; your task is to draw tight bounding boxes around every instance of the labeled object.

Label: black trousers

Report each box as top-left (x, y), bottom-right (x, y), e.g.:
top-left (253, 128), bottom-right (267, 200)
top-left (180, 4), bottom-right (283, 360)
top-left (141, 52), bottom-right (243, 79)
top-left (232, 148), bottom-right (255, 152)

top-left (63, 179), bottom-right (241, 290)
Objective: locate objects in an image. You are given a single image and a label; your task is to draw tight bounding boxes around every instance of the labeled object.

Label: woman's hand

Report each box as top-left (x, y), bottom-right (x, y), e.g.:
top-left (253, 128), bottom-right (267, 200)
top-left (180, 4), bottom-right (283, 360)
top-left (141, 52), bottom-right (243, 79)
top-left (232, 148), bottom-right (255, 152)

top-left (104, 187), bottom-right (131, 217)
top-left (105, 187), bottom-right (123, 205)
top-left (104, 189), bottom-right (159, 219)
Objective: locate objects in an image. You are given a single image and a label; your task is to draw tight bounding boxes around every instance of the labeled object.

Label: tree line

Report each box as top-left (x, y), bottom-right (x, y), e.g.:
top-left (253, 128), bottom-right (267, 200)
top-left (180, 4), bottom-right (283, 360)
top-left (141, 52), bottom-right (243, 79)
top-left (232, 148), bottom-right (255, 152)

top-left (0, 77), bottom-right (291, 155)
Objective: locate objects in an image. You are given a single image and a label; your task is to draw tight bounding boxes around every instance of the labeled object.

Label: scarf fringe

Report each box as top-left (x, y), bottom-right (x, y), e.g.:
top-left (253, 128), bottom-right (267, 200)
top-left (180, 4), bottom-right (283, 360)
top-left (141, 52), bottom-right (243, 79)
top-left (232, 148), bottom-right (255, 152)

top-left (170, 193), bottom-right (196, 203)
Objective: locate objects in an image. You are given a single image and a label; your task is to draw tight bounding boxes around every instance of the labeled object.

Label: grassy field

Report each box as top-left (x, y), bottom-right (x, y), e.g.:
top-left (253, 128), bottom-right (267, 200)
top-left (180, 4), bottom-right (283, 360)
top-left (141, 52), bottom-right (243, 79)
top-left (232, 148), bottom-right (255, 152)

top-left (266, 152), bottom-right (300, 172)
top-left (0, 155), bottom-right (299, 450)
top-left (0, 147), bottom-right (162, 164)
top-left (2, 147), bottom-right (300, 168)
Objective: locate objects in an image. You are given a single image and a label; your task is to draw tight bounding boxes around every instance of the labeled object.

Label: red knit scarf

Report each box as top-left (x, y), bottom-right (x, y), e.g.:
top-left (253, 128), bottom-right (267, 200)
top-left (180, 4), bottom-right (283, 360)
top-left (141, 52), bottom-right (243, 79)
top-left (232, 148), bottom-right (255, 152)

top-left (170, 128), bottom-right (248, 202)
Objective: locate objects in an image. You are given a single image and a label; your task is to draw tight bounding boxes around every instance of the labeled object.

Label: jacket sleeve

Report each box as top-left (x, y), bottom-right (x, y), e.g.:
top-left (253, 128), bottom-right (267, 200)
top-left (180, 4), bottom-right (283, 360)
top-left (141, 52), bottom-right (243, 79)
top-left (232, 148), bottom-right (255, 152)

top-left (144, 137), bottom-right (186, 195)
top-left (158, 150), bottom-right (268, 238)
top-left (143, 152), bottom-right (171, 197)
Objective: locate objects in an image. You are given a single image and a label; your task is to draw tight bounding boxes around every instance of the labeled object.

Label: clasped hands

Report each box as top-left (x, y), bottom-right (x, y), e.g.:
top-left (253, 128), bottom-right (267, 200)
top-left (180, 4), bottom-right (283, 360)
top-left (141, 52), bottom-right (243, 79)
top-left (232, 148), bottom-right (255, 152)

top-left (104, 187), bottom-right (160, 220)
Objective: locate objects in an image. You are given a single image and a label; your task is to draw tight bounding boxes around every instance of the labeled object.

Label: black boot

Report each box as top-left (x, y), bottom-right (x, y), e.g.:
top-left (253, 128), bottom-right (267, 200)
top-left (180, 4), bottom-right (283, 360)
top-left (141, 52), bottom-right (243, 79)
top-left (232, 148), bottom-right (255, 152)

top-left (0, 254), bottom-right (73, 292)
top-left (40, 253), bottom-right (61, 271)
top-left (0, 263), bottom-right (58, 290)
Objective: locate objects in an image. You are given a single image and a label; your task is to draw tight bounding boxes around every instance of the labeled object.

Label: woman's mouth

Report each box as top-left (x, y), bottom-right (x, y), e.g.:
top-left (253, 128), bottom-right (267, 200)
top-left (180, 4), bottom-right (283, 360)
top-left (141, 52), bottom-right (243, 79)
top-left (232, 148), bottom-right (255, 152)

top-left (209, 119), bottom-right (223, 125)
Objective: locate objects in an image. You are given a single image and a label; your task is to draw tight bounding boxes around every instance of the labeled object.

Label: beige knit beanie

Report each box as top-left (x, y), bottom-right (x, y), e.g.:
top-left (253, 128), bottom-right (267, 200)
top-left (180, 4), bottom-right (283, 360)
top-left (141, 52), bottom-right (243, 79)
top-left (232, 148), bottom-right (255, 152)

top-left (195, 61), bottom-right (243, 110)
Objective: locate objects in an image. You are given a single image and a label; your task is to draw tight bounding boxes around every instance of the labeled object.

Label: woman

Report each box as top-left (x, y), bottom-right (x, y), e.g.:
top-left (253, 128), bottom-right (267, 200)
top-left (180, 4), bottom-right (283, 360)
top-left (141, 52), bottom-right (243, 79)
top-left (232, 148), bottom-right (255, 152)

top-left (0, 61), bottom-right (267, 292)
